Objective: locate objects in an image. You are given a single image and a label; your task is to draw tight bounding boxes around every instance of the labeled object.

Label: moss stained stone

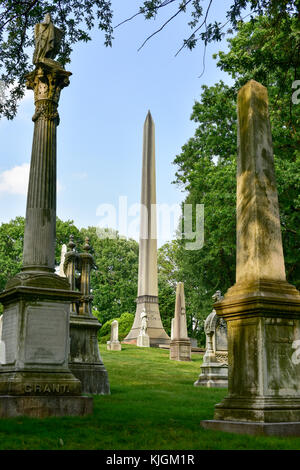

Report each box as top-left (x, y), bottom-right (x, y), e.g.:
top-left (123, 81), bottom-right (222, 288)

top-left (201, 80), bottom-right (300, 436)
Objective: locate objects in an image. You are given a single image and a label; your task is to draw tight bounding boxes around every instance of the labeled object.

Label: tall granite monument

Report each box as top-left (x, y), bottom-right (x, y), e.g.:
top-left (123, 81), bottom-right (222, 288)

top-left (201, 80), bottom-right (300, 436)
top-left (0, 14), bottom-right (92, 417)
top-left (124, 112), bottom-right (169, 346)
top-left (170, 283), bottom-right (191, 361)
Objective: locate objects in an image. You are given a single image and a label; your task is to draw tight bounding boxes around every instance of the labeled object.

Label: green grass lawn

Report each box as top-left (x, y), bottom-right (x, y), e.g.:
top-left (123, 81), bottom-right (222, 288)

top-left (0, 344), bottom-right (300, 450)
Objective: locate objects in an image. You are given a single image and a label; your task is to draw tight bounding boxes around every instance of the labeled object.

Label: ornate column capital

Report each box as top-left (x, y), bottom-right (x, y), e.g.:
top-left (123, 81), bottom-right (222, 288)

top-left (26, 61), bottom-right (71, 124)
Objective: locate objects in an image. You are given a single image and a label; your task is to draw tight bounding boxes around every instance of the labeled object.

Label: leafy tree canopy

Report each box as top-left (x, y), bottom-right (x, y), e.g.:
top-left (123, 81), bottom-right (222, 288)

top-left (0, 0), bottom-right (298, 118)
top-left (170, 14), bottom-right (300, 344)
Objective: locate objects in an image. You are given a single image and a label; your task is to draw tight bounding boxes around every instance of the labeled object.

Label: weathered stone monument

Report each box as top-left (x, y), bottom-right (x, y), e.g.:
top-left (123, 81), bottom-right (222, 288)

top-left (137, 309), bottom-right (150, 348)
top-left (170, 283), bottom-right (191, 361)
top-left (201, 80), bottom-right (300, 436)
top-left (107, 320), bottom-right (122, 351)
top-left (64, 236), bottom-right (110, 394)
top-left (194, 291), bottom-right (228, 387)
top-left (0, 14), bottom-right (92, 417)
top-left (124, 111), bottom-right (170, 346)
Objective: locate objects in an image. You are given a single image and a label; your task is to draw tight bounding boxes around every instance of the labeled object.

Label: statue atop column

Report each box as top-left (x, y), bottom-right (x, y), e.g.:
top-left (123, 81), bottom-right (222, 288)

top-left (33, 13), bottom-right (64, 66)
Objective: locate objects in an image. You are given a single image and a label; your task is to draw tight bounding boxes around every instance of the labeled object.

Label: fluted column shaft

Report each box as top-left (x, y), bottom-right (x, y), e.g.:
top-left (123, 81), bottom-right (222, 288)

top-left (22, 62), bottom-right (71, 273)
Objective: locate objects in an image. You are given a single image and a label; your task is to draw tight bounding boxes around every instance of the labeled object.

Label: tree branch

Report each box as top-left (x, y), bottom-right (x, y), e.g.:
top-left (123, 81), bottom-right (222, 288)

top-left (137, 0), bottom-right (193, 52)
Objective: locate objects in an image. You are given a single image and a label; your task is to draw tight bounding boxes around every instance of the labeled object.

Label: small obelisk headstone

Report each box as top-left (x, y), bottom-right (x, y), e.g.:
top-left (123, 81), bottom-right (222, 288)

top-left (124, 111), bottom-right (169, 347)
top-left (107, 320), bottom-right (122, 351)
top-left (137, 309), bottom-right (150, 348)
top-left (0, 14), bottom-right (92, 417)
top-left (194, 291), bottom-right (228, 387)
top-left (170, 283), bottom-right (191, 361)
top-left (201, 80), bottom-right (300, 436)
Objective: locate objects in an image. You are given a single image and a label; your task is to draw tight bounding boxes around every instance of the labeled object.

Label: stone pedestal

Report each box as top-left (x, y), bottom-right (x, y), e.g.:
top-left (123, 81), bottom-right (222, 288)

top-left (211, 281), bottom-right (300, 423)
top-left (125, 295), bottom-right (169, 346)
top-left (170, 340), bottom-right (191, 361)
top-left (137, 333), bottom-right (150, 348)
top-left (0, 281), bottom-right (92, 416)
top-left (107, 341), bottom-right (122, 351)
top-left (194, 363), bottom-right (228, 388)
top-left (69, 315), bottom-right (110, 395)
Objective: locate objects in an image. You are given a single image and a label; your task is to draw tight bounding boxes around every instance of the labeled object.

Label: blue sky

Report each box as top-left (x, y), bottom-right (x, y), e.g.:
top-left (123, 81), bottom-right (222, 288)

top-left (0, 0), bottom-right (234, 245)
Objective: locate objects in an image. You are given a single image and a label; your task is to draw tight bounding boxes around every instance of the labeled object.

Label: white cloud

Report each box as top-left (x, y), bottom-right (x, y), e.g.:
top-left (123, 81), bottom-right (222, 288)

top-left (0, 163), bottom-right (63, 196)
top-left (71, 172), bottom-right (88, 181)
top-left (0, 163), bottom-right (30, 195)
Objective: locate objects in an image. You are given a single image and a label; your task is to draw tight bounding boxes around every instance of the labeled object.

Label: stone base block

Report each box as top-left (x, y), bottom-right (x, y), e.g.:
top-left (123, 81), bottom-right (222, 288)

top-left (201, 420), bottom-right (300, 437)
top-left (0, 370), bottom-right (82, 396)
top-left (170, 340), bottom-right (191, 361)
top-left (194, 363), bottom-right (228, 388)
top-left (107, 341), bottom-right (122, 351)
top-left (214, 396), bottom-right (300, 422)
top-left (0, 395), bottom-right (93, 418)
top-left (137, 334), bottom-right (150, 348)
top-left (124, 296), bottom-right (170, 347)
top-left (69, 363), bottom-right (110, 395)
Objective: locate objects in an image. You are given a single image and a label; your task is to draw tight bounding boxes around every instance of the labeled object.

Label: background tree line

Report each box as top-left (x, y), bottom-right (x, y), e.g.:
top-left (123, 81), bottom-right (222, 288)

top-left (0, 217), bottom-right (176, 336)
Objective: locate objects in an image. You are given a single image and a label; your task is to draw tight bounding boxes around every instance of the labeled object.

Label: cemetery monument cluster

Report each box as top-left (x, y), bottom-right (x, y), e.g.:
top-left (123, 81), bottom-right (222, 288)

top-left (0, 13), bottom-right (299, 441)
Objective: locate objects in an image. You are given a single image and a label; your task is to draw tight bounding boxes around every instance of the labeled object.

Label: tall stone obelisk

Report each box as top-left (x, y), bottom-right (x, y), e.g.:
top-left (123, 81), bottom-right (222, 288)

top-left (124, 111), bottom-right (170, 346)
top-left (0, 14), bottom-right (92, 417)
top-left (201, 80), bottom-right (300, 436)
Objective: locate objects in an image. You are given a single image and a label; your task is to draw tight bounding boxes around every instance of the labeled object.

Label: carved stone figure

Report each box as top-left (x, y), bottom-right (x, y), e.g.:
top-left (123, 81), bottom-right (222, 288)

top-left (33, 13), bottom-right (64, 65)
top-left (194, 291), bottom-right (228, 388)
top-left (140, 309), bottom-right (148, 335)
top-left (137, 309), bottom-right (150, 347)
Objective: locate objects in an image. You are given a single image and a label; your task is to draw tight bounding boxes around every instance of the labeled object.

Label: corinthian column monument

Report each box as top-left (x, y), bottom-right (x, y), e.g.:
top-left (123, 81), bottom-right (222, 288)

top-left (201, 80), bottom-right (300, 436)
top-left (124, 111), bottom-right (169, 346)
top-left (0, 14), bottom-right (92, 417)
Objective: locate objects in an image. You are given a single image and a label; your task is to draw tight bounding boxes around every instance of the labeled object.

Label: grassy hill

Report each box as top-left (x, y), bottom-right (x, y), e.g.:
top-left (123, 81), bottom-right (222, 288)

top-left (0, 344), bottom-right (300, 450)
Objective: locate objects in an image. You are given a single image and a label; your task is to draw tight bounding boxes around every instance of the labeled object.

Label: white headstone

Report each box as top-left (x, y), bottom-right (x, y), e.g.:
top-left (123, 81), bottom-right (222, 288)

top-left (107, 320), bottom-right (122, 351)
